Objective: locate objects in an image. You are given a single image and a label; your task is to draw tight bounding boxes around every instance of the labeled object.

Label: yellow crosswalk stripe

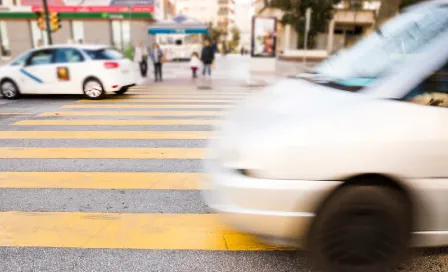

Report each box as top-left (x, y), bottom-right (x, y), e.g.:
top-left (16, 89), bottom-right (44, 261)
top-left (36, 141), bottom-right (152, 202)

top-left (0, 131), bottom-right (213, 139)
top-left (129, 86), bottom-right (199, 90)
top-left (0, 147), bottom-right (204, 159)
top-left (38, 111), bottom-right (225, 117)
top-left (0, 212), bottom-right (288, 250)
top-left (0, 112), bottom-right (34, 115)
top-left (61, 104), bottom-right (231, 109)
top-left (77, 99), bottom-right (235, 103)
top-left (0, 172), bottom-right (201, 189)
top-left (14, 120), bottom-right (218, 126)
top-left (125, 92), bottom-right (247, 95)
top-left (124, 94), bottom-right (245, 98)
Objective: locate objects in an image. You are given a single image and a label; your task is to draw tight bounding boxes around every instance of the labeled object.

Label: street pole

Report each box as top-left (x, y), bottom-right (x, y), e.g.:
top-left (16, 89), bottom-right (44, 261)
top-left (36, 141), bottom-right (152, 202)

top-left (303, 8), bottom-right (312, 66)
top-left (42, 0), bottom-right (53, 45)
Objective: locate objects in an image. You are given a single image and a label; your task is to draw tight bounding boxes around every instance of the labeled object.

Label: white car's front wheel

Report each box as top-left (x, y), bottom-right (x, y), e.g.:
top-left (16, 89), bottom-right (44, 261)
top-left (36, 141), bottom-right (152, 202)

top-left (308, 185), bottom-right (411, 272)
top-left (83, 78), bottom-right (105, 100)
top-left (1, 79), bottom-right (20, 99)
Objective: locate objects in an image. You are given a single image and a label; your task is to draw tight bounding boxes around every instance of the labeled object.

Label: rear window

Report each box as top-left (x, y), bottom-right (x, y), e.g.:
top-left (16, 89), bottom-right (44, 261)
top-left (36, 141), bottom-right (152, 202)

top-left (83, 48), bottom-right (123, 60)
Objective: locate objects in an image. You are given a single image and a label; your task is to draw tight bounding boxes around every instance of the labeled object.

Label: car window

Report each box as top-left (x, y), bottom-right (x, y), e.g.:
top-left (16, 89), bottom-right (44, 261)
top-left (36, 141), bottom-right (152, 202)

top-left (404, 60), bottom-right (448, 107)
top-left (82, 48), bottom-right (123, 60)
top-left (26, 49), bottom-right (54, 66)
top-left (313, 6), bottom-right (448, 79)
top-left (10, 51), bottom-right (32, 66)
top-left (55, 48), bottom-right (84, 63)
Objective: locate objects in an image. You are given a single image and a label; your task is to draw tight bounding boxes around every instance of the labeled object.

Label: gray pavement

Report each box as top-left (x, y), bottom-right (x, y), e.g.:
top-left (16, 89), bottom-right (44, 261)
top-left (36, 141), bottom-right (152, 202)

top-left (0, 56), bottom-right (447, 272)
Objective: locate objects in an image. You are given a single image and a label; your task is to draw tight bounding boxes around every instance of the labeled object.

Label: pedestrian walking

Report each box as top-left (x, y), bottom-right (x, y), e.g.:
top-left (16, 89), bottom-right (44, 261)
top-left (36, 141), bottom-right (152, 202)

top-left (201, 40), bottom-right (214, 77)
top-left (211, 41), bottom-right (217, 56)
top-left (190, 52), bottom-right (201, 79)
top-left (221, 42), bottom-right (227, 56)
top-left (36, 39), bottom-right (43, 48)
top-left (134, 40), bottom-right (148, 78)
top-left (150, 42), bottom-right (164, 82)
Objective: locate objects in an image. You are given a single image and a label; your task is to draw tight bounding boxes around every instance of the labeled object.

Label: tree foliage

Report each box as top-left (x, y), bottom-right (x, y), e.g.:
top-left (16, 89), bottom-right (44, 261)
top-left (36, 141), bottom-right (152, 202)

top-left (375, 0), bottom-right (426, 28)
top-left (228, 26), bottom-right (241, 52)
top-left (203, 22), bottom-right (225, 43)
top-left (267, 0), bottom-right (341, 49)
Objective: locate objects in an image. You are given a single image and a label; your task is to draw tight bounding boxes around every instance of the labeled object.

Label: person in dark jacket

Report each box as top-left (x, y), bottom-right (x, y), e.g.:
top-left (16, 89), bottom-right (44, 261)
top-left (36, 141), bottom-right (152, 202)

top-left (211, 41), bottom-right (217, 56)
top-left (201, 40), bottom-right (214, 77)
top-left (150, 42), bottom-right (164, 82)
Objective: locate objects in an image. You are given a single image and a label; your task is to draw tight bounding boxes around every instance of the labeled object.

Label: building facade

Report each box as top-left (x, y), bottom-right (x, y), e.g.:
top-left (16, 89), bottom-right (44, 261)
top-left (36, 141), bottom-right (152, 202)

top-left (175, 0), bottom-right (218, 26)
top-left (217, 0), bottom-right (235, 40)
top-left (235, 1), bottom-right (252, 50)
top-left (0, 0), bottom-right (176, 59)
top-left (253, 0), bottom-right (380, 56)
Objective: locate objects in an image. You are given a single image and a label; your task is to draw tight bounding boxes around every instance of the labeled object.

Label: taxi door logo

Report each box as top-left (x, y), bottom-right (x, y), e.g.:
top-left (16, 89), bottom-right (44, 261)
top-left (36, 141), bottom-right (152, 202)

top-left (57, 67), bottom-right (70, 81)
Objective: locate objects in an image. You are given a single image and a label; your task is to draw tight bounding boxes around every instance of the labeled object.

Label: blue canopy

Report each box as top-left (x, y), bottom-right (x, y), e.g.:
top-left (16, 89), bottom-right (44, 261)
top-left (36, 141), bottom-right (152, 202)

top-left (148, 14), bottom-right (209, 35)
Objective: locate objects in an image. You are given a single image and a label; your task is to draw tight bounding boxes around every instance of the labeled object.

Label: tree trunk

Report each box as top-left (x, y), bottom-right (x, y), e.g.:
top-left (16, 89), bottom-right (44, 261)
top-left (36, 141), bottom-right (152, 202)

top-left (375, 0), bottom-right (402, 29)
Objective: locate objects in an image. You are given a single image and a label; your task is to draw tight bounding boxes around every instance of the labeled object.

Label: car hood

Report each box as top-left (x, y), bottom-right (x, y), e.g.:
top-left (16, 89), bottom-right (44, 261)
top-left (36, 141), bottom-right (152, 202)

top-left (219, 78), bottom-right (371, 134)
top-left (212, 78), bottom-right (444, 180)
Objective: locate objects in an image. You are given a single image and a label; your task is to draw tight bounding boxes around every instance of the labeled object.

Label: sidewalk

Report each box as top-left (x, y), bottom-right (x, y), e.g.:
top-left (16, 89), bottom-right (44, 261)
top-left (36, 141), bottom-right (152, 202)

top-left (139, 54), bottom-right (313, 89)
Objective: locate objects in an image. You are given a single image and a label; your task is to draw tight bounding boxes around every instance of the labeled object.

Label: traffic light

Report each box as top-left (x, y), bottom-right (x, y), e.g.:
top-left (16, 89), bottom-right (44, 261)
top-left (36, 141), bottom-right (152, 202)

top-left (50, 12), bottom-right (61, 32)
top-left (36, 11), bottom-right (45, 31)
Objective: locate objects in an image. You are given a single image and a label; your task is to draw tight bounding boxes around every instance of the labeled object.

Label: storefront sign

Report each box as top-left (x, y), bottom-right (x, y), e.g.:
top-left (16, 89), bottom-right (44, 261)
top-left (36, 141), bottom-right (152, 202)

top-left (23, 0), bottom-right (154, 13)
top-left (31, 6), bottom-right (154, 12)
top-left (251, 16), bottom-right (277, 58)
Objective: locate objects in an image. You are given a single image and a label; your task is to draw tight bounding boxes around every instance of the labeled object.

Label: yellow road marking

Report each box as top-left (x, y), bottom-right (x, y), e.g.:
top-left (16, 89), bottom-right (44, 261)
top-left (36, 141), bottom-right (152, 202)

top-left (38, 111), bottom-right (225, 117)
top-left (14, 120), bottom-right (218, 126)
top-left (0, 131), bottom-right (213, 139)
top-left (0, 147), bottom-right (204, 159)
top-left (61, 104), bottom-right (231, 109)
top-left (125, 92), bottom-right (247, 95)
top-left (78, 99), bottom-right (235, 103)
top-left (0, 113), bottom-right (34, 115)
top-left (0, 212), bottom-right (288, 250)
top-left (0, 172), bottom-right (201, 189)
top-left (124, 94), bottom-right (245, 98)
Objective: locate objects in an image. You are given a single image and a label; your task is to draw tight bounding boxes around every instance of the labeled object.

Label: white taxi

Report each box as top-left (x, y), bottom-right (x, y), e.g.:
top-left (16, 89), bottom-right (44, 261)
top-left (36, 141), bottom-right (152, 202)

top-left (0, 44), bottom-right (136, 100)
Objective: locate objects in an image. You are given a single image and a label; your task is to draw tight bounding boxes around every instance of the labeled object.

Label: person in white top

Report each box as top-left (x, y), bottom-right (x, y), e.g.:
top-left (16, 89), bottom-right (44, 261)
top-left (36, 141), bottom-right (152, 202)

top-left (134, 40), bottom-right (148, 78)
top-left (189, 52), bottom-right (201, 79)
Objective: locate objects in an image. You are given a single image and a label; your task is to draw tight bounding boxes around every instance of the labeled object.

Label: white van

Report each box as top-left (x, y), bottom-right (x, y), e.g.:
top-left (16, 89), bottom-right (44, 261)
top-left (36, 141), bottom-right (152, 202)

top-left (156, 34), bottom-right (202, 61)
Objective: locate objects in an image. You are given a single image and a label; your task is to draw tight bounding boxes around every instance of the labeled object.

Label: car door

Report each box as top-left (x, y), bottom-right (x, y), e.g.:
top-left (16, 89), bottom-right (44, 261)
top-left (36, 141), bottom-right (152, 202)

top-left (20, 49), bottom-right (57, 94)
top-left (53, 48), bottom-right (86, 94)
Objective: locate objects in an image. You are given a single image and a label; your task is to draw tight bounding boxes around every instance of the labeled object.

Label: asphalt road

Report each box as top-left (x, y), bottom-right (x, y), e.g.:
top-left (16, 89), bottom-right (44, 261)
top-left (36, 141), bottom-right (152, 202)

top-left (1, 59), bottom-right (448, 271)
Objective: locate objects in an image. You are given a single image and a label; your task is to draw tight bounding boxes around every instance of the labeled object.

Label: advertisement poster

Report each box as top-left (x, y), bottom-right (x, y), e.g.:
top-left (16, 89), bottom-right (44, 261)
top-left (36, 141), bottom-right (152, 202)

top-left (251, 16), bottom-right (277, 58)
top-left (22, 0), bottom-right (154, 12)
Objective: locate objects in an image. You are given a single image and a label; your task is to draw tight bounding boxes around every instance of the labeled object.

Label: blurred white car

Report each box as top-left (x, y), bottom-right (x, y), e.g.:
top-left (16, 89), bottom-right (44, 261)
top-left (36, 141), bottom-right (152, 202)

top-left (203, 2), bottom-right (448, 272)
top-left (0, 44), bottom-right (136, 100)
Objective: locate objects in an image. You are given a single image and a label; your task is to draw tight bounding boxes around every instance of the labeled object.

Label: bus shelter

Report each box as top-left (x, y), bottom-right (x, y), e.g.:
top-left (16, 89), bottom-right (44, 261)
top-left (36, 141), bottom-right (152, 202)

top-left (149, 15), bottom-right (208, 60)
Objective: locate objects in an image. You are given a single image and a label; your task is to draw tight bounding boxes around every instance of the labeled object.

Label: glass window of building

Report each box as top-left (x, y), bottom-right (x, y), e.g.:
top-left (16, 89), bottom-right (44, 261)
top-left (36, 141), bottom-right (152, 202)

top-left (0, 21), bottom-right (10, 57)
top-left (30, 21), bottom-right (48, 48)
top-left (111, 20), bottom-right (131, 52)
top-left (72, 21), bottom-right (84, 44)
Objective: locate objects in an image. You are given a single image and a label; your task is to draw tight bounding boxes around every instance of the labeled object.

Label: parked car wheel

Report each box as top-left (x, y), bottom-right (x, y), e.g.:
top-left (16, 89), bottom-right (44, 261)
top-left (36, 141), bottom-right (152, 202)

top-left (83, 78), bottom-right (105, 100)
top-left (308, 185), bottom-right (411, 272)
top-left (0, 79), bottom-right (21, 99)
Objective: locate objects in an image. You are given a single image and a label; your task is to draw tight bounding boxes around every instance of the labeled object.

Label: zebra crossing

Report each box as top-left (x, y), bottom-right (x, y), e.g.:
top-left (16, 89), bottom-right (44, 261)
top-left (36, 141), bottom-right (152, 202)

top-left (0, 85), bottom-right (288, 259)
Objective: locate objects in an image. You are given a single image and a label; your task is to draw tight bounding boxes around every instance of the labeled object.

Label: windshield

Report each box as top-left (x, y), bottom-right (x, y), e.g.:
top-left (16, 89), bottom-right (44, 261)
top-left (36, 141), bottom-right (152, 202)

top-left (308, 5), bottom-right (448, 90)
top-left (83, 48), bottom-right (123, 60)
top-left (10, 51), bottom-right (32, 66)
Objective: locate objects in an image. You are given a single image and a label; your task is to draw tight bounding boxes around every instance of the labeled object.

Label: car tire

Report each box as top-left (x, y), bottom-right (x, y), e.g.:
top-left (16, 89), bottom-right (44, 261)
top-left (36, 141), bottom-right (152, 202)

top-left (0, 79), bottom-right (21, 99)
top-left (83, 78), bottom-right (105, 100)
top-left (114, 86), bottom-right (130, 95)
top-left (308, 185), bottom-right (411, 272)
